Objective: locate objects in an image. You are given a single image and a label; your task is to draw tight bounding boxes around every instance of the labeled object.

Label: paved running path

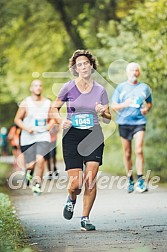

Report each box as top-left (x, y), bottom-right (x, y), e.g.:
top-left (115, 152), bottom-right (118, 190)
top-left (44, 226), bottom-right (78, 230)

top-left (7, 162), bottom-right (167, 252)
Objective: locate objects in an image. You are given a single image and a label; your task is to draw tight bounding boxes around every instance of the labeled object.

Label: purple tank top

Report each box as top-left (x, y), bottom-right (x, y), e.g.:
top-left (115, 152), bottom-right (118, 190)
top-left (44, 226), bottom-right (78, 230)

top-left (58, 80), bottom-right (109, 125)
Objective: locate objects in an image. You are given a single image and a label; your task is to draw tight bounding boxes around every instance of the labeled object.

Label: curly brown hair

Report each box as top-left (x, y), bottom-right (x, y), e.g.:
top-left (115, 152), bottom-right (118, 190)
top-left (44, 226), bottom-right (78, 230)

top-left (69, 49), bottom-right (98, 76)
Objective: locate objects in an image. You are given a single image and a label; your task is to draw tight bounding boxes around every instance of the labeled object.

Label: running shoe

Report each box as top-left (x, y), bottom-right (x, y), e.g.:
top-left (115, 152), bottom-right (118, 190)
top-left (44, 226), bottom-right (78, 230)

top-left (53, 170), bottom-right (59, 179)
top-left (43, 171), bottom-right (52, 180)
top-left (81, 217), bottom-right (96, 231)
top-left (47, 173), bottom-right (53, 180)
top-left (32, 183), bottom-right (42, 196)
top-left (46, 172), bottom-right (53, 180)
top-left (127, 179), bottom-right (134, 193)
top-left (25, 170), bottom-right (33, 186)
top-left (63, 196), bottom-right (75, 220)
top-left (135, 178), bottom-right (148, 193)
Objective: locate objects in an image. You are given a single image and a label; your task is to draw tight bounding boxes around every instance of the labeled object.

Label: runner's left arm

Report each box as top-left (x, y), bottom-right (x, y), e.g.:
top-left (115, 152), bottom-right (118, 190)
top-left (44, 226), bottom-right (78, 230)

top-left (95, 103), bottom-right (111, 124)
top-left (140, 102), bottom-right (152, 115)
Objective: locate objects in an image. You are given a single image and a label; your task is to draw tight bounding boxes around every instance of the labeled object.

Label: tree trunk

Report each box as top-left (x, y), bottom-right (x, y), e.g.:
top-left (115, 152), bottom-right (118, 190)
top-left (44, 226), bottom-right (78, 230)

top-left (47, 0), bottom-right (85, 49)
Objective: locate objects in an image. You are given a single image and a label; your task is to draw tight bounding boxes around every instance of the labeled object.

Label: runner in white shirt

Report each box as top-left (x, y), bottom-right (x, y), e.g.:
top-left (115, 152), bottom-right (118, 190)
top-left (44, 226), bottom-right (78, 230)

top-left (14, 80), bottom-right (54, 195)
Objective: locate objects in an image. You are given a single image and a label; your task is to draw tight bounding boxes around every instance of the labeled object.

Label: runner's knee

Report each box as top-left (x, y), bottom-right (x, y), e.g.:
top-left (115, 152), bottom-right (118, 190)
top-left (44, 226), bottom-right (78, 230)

top-left (68, 180), bottom-right (82, 194)
top-left (85, 180), bottom-right (96, 192)
top-left (135, 147), bottom-right (143, 156)
top-left (36, 155), bottom-right (45, 165)
top-left (124, 150), bottom-right (131, 160)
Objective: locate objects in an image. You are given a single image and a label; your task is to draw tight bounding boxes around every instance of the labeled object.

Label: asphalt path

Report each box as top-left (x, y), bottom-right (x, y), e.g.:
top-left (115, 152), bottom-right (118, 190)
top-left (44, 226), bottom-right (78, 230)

top-left (7, 162), bottom-right (167, 252)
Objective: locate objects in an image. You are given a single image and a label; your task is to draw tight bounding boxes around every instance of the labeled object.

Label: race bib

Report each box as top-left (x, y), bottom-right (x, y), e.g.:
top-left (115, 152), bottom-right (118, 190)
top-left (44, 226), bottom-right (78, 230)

top-left (129, 97), bottom-right (143, 108)
top-left (71, 114), bottom-right (94, 129)
top-left (35, 119), bottom-right (46, 127)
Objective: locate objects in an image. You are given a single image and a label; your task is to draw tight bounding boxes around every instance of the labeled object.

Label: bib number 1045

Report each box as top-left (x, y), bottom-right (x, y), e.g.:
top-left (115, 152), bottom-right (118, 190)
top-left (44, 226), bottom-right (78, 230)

top-left (71, 114), bottom-right (94, 129)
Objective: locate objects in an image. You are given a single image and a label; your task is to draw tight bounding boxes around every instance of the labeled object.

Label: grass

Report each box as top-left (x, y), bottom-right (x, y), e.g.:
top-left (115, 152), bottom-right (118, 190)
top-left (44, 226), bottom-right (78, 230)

top-left (0, 162), bottom-right (35, 252)
top-left (0, 162), bottom-right (10, 186)
top-left (0, 192), bottom-right (27, 251)
top-left (158, 182), bottom-right (167, 189)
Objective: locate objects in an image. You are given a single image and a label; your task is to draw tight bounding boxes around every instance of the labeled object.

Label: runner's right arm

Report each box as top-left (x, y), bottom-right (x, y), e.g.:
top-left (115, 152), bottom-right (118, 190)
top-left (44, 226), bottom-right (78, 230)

top-left (14, 100), bottom-right (33, 133)
top-left (111, 99), bottom-right (131, 111)
top-left (50, 98), bottom-right (64, 124)
top-left (50, 98), bottom-right (72, 129)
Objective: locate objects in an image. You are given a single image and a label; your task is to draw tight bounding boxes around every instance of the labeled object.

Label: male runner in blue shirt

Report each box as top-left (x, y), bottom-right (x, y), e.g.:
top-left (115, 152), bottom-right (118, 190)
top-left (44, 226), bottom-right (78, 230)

top-left (111, 62), bottom-right (152, 193)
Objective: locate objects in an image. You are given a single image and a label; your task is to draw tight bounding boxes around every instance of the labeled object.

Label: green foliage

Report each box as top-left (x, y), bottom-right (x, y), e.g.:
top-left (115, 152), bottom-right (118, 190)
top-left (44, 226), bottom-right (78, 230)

top-left (0, 0), bottom-right (73, 102)
top-left (0, 163), bottom-right (10, 186)
top-left (95, 0), bottom-right (167, 178)
top-left (0, 193), bottom-right (31, 251)
top-left (0, 102), bottom-right (18, 129)
top-left (0, 0), bottom-right (166, 179)
top-left (0, 164), bottom-right (34, 251)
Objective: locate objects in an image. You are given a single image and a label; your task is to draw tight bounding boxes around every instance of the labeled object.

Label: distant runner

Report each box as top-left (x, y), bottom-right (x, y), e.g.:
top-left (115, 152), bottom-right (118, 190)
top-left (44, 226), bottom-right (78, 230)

top-left (14, 80), bottom-right (54, 195)
top-left (111, 62), bottom-right (152, 193)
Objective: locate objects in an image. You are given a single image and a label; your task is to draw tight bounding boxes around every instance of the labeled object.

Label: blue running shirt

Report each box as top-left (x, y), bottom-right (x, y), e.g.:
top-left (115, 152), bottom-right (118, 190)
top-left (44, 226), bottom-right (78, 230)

top-left (111, 81), bottom-right (152, 125)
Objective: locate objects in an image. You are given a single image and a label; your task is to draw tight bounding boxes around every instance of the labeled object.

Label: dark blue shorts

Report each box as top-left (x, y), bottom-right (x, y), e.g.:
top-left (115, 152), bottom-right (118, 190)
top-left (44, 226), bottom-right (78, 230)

top-left (118, 124), bottom-right (146, 141)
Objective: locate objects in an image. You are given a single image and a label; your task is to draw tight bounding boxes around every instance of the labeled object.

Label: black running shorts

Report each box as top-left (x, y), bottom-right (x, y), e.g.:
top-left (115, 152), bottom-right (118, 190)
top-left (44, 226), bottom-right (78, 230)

top-left (62, 126), bottom-right (104, 170)
top-left (118, 124), bottom-right (146, 141)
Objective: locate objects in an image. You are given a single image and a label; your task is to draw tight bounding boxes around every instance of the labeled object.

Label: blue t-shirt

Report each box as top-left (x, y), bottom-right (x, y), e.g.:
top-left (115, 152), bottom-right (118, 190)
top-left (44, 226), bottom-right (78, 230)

top-left (111, 81), bottom-right (152, 125)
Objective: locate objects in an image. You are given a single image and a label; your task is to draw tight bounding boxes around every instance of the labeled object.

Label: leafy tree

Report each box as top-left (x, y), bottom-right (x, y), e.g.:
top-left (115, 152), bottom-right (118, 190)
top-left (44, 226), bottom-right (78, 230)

top-left (0, 0), bottom-right (147, 103)
top-left (0, 0), bottom-right (73, 102)
top-left (96, 0), bottom-right (167, 177)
